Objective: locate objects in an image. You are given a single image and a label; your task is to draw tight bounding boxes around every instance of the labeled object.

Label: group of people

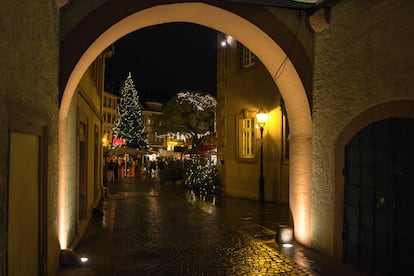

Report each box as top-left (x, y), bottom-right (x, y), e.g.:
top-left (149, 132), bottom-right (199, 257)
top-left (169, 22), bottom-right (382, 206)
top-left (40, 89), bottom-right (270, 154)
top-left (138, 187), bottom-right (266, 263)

top-left (144, 159), bottom-right (166, 176)
top-left (105, 159), bottom-right (119, 182)
top-left (104, 157), bottom-right (168, 182)
top-left (144, 160), bottom-right (156, 176)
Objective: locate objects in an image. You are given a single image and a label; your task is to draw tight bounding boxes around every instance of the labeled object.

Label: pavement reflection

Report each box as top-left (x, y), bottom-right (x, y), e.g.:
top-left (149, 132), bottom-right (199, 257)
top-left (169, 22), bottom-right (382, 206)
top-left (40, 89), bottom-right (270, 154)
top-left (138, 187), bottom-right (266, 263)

top-left (68, 175), bottom-right (367, 275)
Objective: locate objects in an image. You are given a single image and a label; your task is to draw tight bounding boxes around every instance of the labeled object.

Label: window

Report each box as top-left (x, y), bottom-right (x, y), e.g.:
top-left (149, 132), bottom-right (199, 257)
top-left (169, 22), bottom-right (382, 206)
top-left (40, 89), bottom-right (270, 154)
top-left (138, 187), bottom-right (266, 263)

top-left (241, 118), bottom-right (254, 156)
top-left (237, 113), bottom-right (256, 161)
top-left (103, 96), bottom-right (107, 107)
top-left (241, 45), bottom-right (256, 69)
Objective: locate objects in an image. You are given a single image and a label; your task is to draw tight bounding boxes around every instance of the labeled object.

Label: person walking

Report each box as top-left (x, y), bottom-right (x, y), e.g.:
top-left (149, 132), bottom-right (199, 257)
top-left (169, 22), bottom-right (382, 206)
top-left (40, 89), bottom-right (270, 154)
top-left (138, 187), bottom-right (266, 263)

top-left (107, 160), bottom-right (114, 182)
top-left (150, 161), bottom-right (157, 176)
top-left (113, 160), bottom-right (119, 180)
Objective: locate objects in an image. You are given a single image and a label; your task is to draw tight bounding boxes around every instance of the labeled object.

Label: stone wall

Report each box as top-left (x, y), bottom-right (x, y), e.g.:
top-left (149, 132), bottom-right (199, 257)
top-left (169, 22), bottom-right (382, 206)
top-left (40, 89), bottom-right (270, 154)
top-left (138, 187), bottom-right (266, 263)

top-left (0, 1), bottom-right (60, 274)
top-left (312, 0), bottom-right (414, 255)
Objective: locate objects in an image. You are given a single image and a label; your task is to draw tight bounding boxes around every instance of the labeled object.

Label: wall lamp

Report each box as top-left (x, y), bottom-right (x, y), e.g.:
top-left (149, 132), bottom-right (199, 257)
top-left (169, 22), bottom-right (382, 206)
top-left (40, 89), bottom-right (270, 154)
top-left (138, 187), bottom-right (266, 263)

top-left (256, 107), bottom-right (268, 203)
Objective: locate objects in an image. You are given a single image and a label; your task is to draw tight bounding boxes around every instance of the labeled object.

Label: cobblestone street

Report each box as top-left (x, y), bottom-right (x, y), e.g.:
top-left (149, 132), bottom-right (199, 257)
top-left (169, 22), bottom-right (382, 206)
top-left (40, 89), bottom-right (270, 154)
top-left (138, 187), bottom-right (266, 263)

top-left (70, 175), bottom-right (366, 275)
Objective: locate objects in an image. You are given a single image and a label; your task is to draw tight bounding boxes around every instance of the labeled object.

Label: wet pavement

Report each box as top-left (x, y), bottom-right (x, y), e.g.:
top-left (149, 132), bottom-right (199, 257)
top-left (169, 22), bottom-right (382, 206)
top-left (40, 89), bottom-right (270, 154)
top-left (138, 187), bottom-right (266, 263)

top-left (61, 175), bottom-right (368, 275)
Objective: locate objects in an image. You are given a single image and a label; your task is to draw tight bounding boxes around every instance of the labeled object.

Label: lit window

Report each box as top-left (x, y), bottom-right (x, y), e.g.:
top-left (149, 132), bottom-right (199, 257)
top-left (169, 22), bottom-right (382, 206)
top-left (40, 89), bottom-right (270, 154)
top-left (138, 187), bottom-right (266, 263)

top-left (242, 118), bottom-right (254, 156)
top-left (237, 114), bottom-right (256, 161)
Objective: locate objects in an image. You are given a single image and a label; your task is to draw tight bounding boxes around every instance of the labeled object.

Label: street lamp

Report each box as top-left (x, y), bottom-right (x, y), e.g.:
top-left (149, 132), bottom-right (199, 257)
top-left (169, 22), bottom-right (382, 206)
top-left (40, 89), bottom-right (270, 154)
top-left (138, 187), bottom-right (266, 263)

top-left (256, 108), bottom-right (268, 203)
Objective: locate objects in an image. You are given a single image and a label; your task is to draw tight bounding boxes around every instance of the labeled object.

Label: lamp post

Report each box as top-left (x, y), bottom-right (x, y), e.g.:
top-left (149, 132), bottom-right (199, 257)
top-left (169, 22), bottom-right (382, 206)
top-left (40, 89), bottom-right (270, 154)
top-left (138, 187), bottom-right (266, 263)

top-left (256, 108), bottom-right (268, 203)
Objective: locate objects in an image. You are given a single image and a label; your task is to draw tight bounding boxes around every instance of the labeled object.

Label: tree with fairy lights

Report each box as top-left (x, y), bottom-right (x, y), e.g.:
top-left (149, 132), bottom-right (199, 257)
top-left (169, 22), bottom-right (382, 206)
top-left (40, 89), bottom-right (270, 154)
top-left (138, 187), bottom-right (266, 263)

top-left (156, 91), bottom-right (218, 196)
top-left (113, 72), bottom-right (148, 149)
top-left (155, 91), bottom-right (216, 156)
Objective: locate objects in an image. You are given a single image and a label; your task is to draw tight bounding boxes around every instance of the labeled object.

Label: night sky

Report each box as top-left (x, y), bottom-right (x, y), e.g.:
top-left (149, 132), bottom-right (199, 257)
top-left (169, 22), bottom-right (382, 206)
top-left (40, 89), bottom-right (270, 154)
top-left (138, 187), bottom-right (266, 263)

top-left (105, 22), bottom-right (218, 102)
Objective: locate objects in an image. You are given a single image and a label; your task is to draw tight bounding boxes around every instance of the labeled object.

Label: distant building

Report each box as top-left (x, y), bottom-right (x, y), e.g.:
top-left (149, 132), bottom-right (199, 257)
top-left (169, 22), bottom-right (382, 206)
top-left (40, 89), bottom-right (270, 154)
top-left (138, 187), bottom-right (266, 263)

top-left (102, 91), bottom-right (120, 147)
top-left (141, 101), bottom-right (165, 151)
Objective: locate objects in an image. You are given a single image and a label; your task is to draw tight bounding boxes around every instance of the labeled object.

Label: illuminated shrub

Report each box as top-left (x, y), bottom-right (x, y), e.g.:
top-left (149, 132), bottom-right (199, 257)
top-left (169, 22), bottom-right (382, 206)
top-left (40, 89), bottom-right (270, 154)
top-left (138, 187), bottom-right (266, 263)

top-left (184, 157), bottom-right (217, 195)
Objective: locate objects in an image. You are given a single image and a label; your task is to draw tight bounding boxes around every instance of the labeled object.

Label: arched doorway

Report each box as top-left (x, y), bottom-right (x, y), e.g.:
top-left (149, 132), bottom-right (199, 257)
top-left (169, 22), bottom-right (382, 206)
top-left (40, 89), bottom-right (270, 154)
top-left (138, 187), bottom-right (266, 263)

top-left (335, 100), bottom-right (414, 273)
top-left (343, 118), bottom-right (414, 274)
top-left (59, 1), bottom-right (313, 247)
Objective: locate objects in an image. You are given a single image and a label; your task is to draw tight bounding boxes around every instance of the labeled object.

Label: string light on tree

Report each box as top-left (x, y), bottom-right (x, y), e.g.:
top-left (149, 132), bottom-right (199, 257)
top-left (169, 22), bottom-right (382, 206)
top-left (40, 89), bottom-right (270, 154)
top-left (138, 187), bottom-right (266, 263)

top-left (113, 72), bottom-right (148, 149)
top-left (184, 157), bottom-right (217, 196)
top-left (155, 91), bottom-right (216, 156)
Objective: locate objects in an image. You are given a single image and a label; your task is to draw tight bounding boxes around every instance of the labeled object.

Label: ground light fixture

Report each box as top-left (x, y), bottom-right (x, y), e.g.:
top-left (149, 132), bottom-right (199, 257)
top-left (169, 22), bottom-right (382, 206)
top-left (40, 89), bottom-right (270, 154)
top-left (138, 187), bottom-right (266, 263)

top-left (276, 224), bottom-right (294, 248)
top-left (60, 249), bottom-right (89, 268)
top-left (256, 107), bottom-right (268, 203)
top-left (80, 256), bottom-right (89, 263)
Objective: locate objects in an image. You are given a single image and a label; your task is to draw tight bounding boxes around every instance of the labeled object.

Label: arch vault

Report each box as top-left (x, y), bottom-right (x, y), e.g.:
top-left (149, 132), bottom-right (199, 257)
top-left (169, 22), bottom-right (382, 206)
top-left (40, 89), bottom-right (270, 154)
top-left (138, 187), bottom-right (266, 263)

top-left (59, 1), bottom-right (313, 246)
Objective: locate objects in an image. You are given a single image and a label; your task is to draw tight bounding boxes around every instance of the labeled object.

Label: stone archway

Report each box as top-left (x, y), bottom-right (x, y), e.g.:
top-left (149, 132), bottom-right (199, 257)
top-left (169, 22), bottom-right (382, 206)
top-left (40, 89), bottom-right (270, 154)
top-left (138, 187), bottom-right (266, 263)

top-left (334, 100), bottom-right (414, 259)
top-left (59, 2), bottom-right (313, 246)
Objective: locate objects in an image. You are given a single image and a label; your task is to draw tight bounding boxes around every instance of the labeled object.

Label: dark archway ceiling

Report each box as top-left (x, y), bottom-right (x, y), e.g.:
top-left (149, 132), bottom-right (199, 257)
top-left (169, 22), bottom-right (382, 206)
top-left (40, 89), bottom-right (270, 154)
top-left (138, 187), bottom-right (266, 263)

top-left (224, 0), bottom-right (343, 13)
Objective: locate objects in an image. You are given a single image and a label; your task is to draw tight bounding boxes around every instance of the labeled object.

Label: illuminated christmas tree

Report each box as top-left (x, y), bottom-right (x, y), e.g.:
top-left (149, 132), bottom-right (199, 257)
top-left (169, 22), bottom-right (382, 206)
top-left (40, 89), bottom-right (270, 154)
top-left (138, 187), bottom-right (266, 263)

top-left (113, 72), bottom-right (148, 149)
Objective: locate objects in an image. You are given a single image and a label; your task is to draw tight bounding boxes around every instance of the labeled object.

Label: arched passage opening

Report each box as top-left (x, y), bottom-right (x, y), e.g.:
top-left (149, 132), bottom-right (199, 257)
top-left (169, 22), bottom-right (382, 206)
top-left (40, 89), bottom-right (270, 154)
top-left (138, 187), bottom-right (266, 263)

top-left (59, 2), bottom-right (312, 248)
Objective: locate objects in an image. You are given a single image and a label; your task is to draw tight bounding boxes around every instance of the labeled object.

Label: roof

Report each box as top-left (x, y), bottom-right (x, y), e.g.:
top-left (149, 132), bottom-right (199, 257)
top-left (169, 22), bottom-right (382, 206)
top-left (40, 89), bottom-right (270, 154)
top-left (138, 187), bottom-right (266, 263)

top-left (224, 0), bottom-right (343, 13)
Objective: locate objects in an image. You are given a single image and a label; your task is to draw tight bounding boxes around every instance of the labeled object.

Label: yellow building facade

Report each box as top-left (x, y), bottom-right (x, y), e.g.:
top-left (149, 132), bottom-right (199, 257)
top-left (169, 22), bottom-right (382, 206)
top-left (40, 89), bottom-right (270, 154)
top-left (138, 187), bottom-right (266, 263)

top-left (60, 48), bottom-right (111, 253)
top-left (217, 35), bottom-right (289, 203)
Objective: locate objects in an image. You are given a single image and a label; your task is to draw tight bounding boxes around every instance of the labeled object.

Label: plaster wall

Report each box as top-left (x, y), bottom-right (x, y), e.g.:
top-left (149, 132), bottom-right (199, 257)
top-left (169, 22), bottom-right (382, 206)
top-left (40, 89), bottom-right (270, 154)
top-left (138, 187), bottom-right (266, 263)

top-left (0, 1), bottom-right (61, 274)
top-left (312, 0), bottom-right (414, 255)
top-left (59, 0), bottom-right (107, 40)
top-left (265, 7), bottom-right (314, 70)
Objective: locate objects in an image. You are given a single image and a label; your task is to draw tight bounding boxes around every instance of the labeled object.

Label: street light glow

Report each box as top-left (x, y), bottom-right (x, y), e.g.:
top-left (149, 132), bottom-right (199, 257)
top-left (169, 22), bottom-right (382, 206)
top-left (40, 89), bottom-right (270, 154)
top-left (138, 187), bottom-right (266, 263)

top-left (256, 108), bottom-right (268, 127)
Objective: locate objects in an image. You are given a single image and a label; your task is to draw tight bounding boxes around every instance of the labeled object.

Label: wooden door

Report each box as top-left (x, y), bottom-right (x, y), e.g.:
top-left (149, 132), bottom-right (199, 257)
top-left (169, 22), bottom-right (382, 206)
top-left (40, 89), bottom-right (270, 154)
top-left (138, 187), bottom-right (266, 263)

top-left (8, 105), bottom-right (48, 276)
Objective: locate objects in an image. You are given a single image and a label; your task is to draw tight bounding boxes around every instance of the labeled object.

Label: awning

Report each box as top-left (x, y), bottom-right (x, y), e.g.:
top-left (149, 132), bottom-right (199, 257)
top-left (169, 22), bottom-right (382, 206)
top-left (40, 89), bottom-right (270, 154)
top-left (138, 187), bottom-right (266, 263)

top-left (197, 144), bottom-right (217, 156)
top-left (105, 147), bottom-right (148, 155)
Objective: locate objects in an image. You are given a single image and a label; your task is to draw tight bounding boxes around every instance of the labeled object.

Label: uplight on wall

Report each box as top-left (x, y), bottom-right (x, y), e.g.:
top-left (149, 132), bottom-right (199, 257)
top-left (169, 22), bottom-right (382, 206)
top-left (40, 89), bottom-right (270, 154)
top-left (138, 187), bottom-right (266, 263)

top-left (220, 35), bottom-right (235, 48)
top-left (276, 225), bottom-right (294, 248)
